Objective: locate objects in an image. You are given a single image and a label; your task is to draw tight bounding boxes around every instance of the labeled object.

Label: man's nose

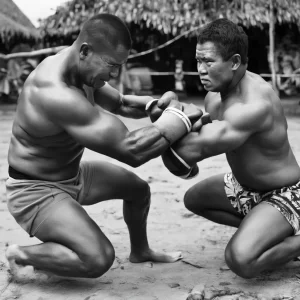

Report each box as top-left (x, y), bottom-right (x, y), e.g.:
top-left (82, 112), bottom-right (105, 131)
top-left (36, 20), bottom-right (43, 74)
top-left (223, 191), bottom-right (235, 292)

top-left (197, 63), bottom-right (207, 74)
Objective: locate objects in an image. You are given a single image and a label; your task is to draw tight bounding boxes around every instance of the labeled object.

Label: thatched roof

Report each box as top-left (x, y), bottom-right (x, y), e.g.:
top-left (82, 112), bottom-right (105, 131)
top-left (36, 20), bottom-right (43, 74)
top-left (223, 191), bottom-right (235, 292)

top-left (40, 0), bottom-right (300, 40)
top-left (0, 0), bottom-right (40, 45)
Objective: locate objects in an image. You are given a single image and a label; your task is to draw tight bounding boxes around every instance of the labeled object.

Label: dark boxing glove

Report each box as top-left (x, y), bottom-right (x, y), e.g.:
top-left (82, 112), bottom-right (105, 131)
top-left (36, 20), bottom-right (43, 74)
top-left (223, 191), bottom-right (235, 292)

top-left (162, 147), bottom-right (199, 179)
top-left (162, 112), bottom-right (212, 179)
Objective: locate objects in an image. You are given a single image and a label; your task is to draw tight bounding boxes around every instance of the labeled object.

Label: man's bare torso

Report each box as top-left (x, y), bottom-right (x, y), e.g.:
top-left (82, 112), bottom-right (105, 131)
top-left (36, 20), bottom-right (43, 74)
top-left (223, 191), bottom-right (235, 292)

top-left (8, 51), bottom-right (86, 181)
top-left (205, 71), bottom-right (300, 191)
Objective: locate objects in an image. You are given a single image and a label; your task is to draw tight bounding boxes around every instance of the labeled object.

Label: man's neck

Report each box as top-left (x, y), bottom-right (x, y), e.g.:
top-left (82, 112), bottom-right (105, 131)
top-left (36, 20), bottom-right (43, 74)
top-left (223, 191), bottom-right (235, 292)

top-left (61, 46), bottom-right (84, 90)
top-left (220, 66), bottom-right (247, 101)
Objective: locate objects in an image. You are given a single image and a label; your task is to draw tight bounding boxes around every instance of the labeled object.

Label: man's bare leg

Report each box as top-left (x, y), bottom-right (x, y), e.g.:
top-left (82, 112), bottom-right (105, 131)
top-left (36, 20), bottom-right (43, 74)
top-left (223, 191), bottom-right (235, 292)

top-left (6, 199), bottom-right (115, 278)
top-left (81, 161), bottom-right (182, 263)
top-left (184, 174), bottom-right (243, 228)
top-left (183, 174), bottom-right (300, 277)
top-left (5, 161), bottom-right (182, 278)
top-left (225, 203), bottom-right (300, 278)
top-left (124, 191), bottom-right (182, 263)
top-left (6, 243), bottom-right (87, 278)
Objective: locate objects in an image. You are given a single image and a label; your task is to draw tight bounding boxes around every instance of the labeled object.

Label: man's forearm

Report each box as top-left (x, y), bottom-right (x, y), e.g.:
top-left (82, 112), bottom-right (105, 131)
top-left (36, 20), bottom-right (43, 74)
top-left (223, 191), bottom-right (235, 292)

top-left (121, 125), bottom-right (170, 167)
top-left (120, 106), bottom-right (194, 167)
top-left (172, 132), bottom-right (208, 166)
top-left (115, 94), bottom-right (154, 118)
top-left (122, 94), bottom-right (153, 107)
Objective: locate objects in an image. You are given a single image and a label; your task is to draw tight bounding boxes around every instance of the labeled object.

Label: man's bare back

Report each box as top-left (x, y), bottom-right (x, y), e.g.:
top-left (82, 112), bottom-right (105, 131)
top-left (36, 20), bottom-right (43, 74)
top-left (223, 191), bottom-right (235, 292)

top-left (205, 71), bottom-right (300, 191)
top-left (9, 52), bottom-right (87, 181)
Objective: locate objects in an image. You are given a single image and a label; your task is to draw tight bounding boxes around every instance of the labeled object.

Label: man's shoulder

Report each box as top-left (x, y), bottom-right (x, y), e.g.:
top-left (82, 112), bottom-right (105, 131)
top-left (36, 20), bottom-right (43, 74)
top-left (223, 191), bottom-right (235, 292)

top-left (232, 73), bottom-right (274, 117)
top-left (225, 90), bottom-right (274, 132)
top-left (28, 55), bottom-right (87, 110)
top-left (204, 92), bottom-right (219, 111)
top-left (205, 91), bottom-right (219, 101)
top-left (34, 80), bottom-right (87, 115)
top-left (36, 81), bottom-right (100, 129)
top-left (244, 71), bottom-right (275, 101)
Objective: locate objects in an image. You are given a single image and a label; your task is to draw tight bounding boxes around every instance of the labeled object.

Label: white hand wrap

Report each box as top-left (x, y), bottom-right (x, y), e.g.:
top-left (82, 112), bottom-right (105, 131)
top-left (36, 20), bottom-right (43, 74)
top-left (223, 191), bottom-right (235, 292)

top-left (119, 93), bottom-right (124, 106)
top-left (153, 106), bottom-right (192, 144)
top-left (163, 107), bottom-right (192, 133)
top-left (145, 98), bottom-right (159, 114)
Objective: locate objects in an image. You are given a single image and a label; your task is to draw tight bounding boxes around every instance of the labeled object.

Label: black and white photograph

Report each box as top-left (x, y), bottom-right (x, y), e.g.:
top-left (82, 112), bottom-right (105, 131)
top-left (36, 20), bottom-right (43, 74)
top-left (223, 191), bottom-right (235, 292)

top-left (1, 0), bottom-right (300, 299)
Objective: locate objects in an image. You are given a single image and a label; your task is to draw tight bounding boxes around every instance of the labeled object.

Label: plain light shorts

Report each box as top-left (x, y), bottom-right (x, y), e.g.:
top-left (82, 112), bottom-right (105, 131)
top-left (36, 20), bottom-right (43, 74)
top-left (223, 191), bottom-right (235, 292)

top-left (224, 172), bottom-right (300, 234)
top-left (6, 161), bottom-right (94, 237)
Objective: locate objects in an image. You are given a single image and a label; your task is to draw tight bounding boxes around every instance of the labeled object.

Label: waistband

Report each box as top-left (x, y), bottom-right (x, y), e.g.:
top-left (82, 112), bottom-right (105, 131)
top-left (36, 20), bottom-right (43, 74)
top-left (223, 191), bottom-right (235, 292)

top-left (8, 165), bottom-right (39, 180)
top-left (229, 172), bottom-right (300, 193)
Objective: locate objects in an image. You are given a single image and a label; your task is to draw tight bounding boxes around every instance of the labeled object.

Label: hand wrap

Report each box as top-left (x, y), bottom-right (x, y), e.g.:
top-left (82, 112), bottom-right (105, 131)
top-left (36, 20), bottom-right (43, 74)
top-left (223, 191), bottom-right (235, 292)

top-left (153, 106), bottom-right (192, 144)
top-left (161, 111), bottom-right (212, 179)
top-left (145, 98), bottom-right (159, 114)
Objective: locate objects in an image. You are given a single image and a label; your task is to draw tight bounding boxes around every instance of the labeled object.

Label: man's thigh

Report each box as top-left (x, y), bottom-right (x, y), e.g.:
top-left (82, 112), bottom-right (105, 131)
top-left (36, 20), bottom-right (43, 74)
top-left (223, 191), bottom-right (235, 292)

top-left (228, 202), bottom-right (294, 258)
top-left (185, 173), bottom-right (241, 216)
top-left (79, 160), bottom-right (148, 206)
top-left (34, 196), bottom-right (113, 257)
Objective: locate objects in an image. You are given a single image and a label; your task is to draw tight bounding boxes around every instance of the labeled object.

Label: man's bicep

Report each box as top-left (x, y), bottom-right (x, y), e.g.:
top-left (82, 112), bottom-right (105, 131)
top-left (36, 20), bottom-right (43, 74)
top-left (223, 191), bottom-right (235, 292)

top-left (174, 120), bottom-right (250, 164)
top-left (63, 109), bottom-right (129, 156)
top-left (204, 120), bottom-right (250, 153)
top-left (175, 103), bottom-right (269, 163)
top-left (45, 94), bottom-right (129, 157)
top-left (198, 102), bottom-right (271, 156)
top-left (198, 121), bottom-right (249, 154)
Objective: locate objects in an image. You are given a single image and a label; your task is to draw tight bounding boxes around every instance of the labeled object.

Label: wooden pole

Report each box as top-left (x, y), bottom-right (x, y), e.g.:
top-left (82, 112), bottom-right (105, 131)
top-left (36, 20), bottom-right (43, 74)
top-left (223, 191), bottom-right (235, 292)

top-left (269, 0), bottom-right (278, 94)
top-left (0, 46), bottom-right (67, 61)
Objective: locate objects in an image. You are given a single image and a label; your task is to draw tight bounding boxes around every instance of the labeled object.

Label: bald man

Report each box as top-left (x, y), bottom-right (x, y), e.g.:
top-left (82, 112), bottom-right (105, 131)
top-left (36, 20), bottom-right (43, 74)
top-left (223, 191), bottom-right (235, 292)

top-left (5, 14), bottom-right (203, 278)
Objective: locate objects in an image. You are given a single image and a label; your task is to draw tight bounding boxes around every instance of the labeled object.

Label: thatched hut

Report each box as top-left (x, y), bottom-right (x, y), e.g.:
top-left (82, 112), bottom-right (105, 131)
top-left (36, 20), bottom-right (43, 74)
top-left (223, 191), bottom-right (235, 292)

top-left (0, 0), bottom-right (40, 54)
top-left (39, 0), bottom-right (300, 94)
top-left (0, 0), bottom-right (41, 101)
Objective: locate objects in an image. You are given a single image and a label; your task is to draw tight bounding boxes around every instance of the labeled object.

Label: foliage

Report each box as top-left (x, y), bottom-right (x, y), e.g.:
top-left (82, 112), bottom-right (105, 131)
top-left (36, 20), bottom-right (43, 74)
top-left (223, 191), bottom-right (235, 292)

top-left (40, 0), bottom-right (300, 37)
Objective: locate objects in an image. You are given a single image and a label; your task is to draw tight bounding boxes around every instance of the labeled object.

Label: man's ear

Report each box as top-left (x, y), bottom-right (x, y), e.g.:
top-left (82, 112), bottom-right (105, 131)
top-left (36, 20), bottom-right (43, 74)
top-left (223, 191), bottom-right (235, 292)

top-left (231, 54), bottom-right (241, 70)
top-left (79, 43), bottom-right (90, 60)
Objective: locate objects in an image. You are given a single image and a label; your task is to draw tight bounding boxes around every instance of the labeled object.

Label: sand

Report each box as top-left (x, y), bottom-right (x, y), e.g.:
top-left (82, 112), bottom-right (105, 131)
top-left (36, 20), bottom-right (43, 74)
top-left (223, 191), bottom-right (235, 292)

top-left (1, 102), bottom-right (300, 300)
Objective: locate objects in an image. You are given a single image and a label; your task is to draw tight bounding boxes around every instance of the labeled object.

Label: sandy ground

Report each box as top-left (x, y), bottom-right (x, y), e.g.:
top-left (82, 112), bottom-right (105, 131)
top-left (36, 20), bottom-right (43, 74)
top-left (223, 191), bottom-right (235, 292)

top-left (1, 100), bottom-right (300, 300)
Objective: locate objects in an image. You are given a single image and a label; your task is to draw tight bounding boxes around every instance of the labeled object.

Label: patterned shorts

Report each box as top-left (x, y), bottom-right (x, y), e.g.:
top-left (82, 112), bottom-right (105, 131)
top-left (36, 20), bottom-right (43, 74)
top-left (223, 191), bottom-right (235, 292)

top-left (224, 173), bottom-right (300, 234)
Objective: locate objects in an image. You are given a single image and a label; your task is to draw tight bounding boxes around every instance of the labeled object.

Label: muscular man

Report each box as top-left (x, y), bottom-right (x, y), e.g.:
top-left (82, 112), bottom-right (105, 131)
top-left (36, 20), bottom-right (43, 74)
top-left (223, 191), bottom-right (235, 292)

top-left (5, 14), bottom-right (203, 278)
top-left (166, 18), bottom-right (300, 278)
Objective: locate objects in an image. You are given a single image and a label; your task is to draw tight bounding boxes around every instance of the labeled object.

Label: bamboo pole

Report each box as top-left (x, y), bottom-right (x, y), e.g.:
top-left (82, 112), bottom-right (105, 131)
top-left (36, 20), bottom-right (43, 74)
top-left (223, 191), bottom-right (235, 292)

top-left (269, 0), bottom-right (278, 94)
top-left (0, 46), bottom-right (67, 61)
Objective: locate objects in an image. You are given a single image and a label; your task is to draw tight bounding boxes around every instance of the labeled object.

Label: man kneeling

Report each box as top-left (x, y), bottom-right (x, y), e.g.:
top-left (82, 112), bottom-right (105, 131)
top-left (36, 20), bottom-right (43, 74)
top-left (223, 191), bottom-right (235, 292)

top-left (161, 19), bottom-right (300, 279)
top-left (5, 14), bottom-right (203, 279)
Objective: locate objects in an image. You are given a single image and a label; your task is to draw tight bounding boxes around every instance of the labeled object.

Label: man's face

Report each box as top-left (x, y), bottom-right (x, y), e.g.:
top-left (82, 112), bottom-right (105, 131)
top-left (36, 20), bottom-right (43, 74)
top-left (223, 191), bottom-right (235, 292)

top-left (82, 44), bottom-right (129, 88)
top-left (196, 42), bottom-right (233, 92)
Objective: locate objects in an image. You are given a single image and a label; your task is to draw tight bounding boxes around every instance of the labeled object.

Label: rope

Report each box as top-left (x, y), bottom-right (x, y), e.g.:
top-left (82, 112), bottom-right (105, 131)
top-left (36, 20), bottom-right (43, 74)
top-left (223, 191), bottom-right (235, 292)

top-left (128, 25), bottom-right (202, 59)
top-left (0, 26), bottom-right (203, 61)
top-left (0, 46), bottom-right (66, 61)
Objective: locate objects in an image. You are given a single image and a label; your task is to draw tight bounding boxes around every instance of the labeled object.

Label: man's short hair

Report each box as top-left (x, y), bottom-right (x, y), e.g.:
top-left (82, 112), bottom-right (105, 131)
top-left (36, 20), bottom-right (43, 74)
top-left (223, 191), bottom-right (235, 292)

top-left (197, 18), bottom-right (248, 65)
top-left (78, 13), bottom-right (132, 51)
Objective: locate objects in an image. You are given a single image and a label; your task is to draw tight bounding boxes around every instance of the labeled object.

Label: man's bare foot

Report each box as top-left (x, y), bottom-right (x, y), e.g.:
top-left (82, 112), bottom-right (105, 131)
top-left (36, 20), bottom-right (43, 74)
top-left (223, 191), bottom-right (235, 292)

top-left (5, 244), bottom-right (32, 280)
top-left (129, 248), bottom-right (183, 263)
top-left (5, 244), bottom-right (52, 281)
top-left (6, 244), bottom-right (25, 269)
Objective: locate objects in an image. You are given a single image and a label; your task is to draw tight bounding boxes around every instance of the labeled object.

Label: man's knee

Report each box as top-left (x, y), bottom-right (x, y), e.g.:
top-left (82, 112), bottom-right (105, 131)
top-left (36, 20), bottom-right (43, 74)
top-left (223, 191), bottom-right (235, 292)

top-left (84, 245), bottom-right (115, 278)
top-left (130, 175), bottom-right (150, 204)
top-left (225, 241), bottom-right (257, 279)
top-left (184, 186), bottom-right (202, 213)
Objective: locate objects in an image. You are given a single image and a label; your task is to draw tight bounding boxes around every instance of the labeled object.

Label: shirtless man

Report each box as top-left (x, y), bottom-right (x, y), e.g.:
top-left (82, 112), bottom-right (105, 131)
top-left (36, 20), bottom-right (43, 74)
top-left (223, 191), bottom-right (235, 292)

top-left (164, 18), bottom-right (300, 278)
top-left (5, 14), bottom-right (203, 278)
